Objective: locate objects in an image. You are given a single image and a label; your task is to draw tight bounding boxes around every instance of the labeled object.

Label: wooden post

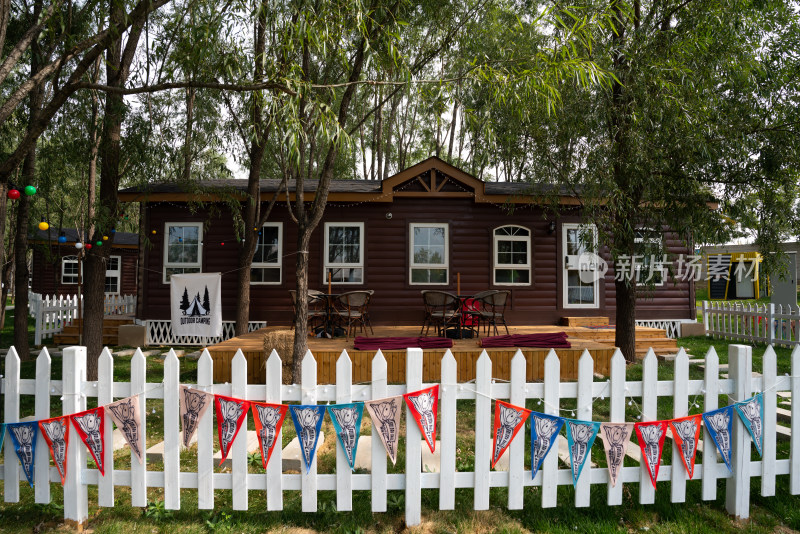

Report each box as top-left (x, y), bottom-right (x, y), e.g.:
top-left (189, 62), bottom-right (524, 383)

top-left (328, 271), bottom-right (332, 295)
top-left (62, 346), bottom-right (88, 527)
top-left (4, 347), bottom-right (21, 502)
top-left (474, 351), bottom-right (491, 510)
top-left (457, 272), bottom-right (461, 295)
top-left (371, 350), bottom-right (388, 512)
top-left (405, 347), bottom-right (423, 526)
top-left (726, 344), bottom-right (752, 519)
top-left (34, 347), bottom-right (52, 503)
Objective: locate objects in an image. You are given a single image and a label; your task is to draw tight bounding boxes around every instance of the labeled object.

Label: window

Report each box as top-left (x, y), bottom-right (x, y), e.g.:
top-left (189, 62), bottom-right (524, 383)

top-left (562, 223), bottom-right (599, 308)
top-left (252, 223), bottom-right (282, 284)
top-left (62, 256), bottom-right (79, 284)
top-left (163, 222), bottom-right (202, 283)
top-left (634, 229), bottom-right (665, 286)
top-left (105, 256), bottom-right (121, 294)
top-left (410, 223), bottom-right (448, 285)
top-left (324, 222), bottom-right (363, 284)
top-left (494, 226), bottom-right (531, 285)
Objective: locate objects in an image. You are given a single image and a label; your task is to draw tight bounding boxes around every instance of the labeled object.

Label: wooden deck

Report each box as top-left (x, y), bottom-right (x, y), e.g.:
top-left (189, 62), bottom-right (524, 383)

top-left (204, 324), bottom-right (673, 384)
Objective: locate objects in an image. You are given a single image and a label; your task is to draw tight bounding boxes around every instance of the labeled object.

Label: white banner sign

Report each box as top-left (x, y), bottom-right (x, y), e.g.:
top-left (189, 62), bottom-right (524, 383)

top-left (170, 273), bottom-right (222, 337)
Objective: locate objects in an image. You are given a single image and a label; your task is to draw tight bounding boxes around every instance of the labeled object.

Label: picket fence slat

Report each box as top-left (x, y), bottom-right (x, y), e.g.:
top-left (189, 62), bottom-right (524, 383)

top-left (1, 343), bottom-right (797, 527)
top-left (34, 348), bottom-right (52, 503)
top-left (370, 350), bottom-right (389, 512)
top-left (704, 301), bottom-right (800, 347)
top-left (98, 348), bottom-right (114, 507)
top-left (197, 349), bottom-right (215, 509)
top-left (639, 350), bottom-right (658, 505)
top-left (671, 348), bottom-right (689, 503)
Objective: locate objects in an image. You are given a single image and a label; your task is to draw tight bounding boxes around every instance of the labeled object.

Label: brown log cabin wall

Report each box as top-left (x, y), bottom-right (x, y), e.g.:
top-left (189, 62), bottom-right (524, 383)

top-left (31, 244), bottom-right (139, 296)
top-left (138, 197), bottom-right (695, 325)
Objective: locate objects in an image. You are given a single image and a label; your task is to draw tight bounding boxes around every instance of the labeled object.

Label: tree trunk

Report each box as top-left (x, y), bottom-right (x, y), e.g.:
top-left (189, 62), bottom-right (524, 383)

top-left (13, 191), bottom-right (30, 358)
top-left (291, 228), bottom-right (312, 382)
top-left (614, 278), bottom-right (638, 363)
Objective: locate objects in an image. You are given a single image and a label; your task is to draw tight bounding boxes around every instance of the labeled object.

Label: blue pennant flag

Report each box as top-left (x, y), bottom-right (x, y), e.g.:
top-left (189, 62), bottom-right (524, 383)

top-left (289, 405), bottom-right (326, 474)
top-left (564, 418), bottom-right (600, 486)
top-left (7, 421), bottom-right (38, 487)
top-left (530, 411), bottom-right (564, 479)
top-left (327, 403), bottom-right (364, 470)
top-left (734, 393), bottom-right (764, 457)
top-left (703, 405), bottom-right (734, 472)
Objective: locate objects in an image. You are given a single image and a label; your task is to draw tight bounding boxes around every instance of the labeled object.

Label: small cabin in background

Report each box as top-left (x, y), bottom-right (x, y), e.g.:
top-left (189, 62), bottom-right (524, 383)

top-left (30, 228), bottom-right (139, 296)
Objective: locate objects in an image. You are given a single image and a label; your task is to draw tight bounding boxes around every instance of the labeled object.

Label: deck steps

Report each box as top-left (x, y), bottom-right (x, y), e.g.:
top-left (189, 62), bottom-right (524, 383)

top-left (562, 316), bottom-right (609, 327)
top-left (52, 316), bottom-right (135, 345)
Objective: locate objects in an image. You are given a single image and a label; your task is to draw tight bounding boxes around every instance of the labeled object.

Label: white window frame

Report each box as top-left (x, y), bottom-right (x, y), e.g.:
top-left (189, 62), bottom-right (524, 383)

top-left (634, 229), bottom-right (666, 287)
top-left (104, 255), bottom-right (122, 294)
top-left (493, 225), bottom-right (532, 286)
top-left (409, 222), bottom-right (449, 285)
top-left (323, 222), bottom-right (364, 285)
top-left (62, 256), bottom-right (80, 285)
top-left (163, 222), bottom-right (203, 284)
top-left (562, 223), bottom-right (600, 309)
top-left (251, 222), bottom-right (283, 285)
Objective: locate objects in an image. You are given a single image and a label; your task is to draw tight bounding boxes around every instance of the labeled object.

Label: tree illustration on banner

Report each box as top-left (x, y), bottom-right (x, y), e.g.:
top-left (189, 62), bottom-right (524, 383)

top-left (214, 395), bottom-right (251, 465)
top-left (180, 386), bottom-right (213, 448)
top-left (70, 407), bottom-right (106, 476)
top-left (734, 393), bottom-right (764, 456)
top-left (107, 396), bottom-right (143, 464)
top-left (634, 420), bottom-right (667, 488)
top-left (7, 421), bottom-right (38, 487)
top-left (529, 411), bottom-right (564, 479)
top-left (328, 403), bottom-right (364, 470)
top-left (251, 402), bottom-right (288, 470)
top-left (491, 400), bottom-right (531, 468)
top-left (669, 414), bottom-right (702, 478)
top-left (289, 405), bottom-right (326, 474)
top-left (598, 422), bottom-right (633, 487)
top-left (39, 416), bottom-right (71, 484)
top-left (365, 396), bottom-right (402, 464)
top-left (564, 419), bottom-right (600, 486)
top-left (404, 385), bottom-right (439, 453)
top-left (702, 405), bottom-right (734, 472)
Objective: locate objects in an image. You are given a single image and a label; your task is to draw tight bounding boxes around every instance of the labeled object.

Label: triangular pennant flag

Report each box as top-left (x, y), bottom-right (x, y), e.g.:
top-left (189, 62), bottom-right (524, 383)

top-left (251, 402), bottom-right (288, 470)
top-left (564, 418), bottom-right (600, 486)
top-left (491, 400), bottom-right (531, 468)
top-left (7, 421), bottom-right (38, 487)
top-left (214, 395), bottom-right (251, 466)
top-left (634, 420), bottom-right (668, 488)
top-left (328, 403), bottom-right (365, 470)
top-left (180, 386), bottom-right (213, 448)
top-left (703, 405), bottom-right (734, 472)
top-left (734, 393), bottom-right (764, 457)
top-left (365, 396), bottom-right (402, 465)
top-left (404, 385), bottom-right (439, 453)
top-left (598, 422), bottom-right (633, 487)
top-left (70, 407), bottom-right (106, 476)
top-left (669, 414), bottom-right (702, 478)
top-left (530, 411), bottom-right (564, 479)
top-left (0, 423), bottom-right (5, 454)
top-left (39, 416), bottom-right (71, 485)
top-left (289, 405), bottom-right (326, 474)
top-left (107, 396), bottom-right (144, 464)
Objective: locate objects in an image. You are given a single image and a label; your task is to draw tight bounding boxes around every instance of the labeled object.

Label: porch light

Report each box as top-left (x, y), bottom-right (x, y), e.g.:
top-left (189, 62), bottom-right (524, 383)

top-left (547, 221), bottom-right (556, 234)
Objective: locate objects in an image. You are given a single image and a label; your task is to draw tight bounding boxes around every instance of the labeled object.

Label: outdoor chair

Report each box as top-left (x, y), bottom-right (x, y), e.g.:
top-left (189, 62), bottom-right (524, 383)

top-left (474, 289), bottom-right (510, 335)
top-left (333, 290), bottom-right (374, 339)
top-left (289, 289), bottom-right (327, 333)
top-left (462, 289), bottom-right (499, 336)
top-left (420, 290), bottom-right (462, 338)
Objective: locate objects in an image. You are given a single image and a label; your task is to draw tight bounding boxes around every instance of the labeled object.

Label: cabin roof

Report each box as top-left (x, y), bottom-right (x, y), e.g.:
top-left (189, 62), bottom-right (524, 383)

top-left (118, 156), bottom-right (577, 205)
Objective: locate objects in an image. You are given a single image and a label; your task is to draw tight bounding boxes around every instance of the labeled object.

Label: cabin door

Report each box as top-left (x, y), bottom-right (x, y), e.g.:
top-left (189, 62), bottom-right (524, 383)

top-left (562, 224), bottom-right (599, 308)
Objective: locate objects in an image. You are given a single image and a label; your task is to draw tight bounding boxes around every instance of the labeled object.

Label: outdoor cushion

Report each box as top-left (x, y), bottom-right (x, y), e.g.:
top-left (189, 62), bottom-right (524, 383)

top-left (479, 332), bottom-right (571, 348)
top-left (353, 336), bottom-right (453, 350)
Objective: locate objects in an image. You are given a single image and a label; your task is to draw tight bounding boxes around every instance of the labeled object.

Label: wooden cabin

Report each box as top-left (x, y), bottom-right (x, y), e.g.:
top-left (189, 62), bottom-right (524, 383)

top-left (119, 157), bottom-right (696, 328)
top-left (30, 228), bottom-right (139, 296)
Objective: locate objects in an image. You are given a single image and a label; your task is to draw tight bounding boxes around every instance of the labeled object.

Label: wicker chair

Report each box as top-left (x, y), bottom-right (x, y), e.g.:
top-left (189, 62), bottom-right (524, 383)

top-left (289, 289), bottom-right (327, 333)
top-left (333, 290), bottom-right (374, 339)
top-left (420, 290), bottom-right (462, 337)
top-left (474, 290), bottom-right (510, 335)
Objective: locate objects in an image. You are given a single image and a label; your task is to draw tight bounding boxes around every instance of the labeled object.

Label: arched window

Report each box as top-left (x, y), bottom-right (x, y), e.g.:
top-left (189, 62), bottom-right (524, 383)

top-left (493, 226), bottom-right (531, 285)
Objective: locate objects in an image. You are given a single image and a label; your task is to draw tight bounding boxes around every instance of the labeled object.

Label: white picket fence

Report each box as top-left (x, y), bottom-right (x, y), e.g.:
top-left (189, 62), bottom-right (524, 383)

top-left (1, 344), bottom-right (798, 527)
top-left (635, 319), bottom-right (690, 338)
top-left (143, 319), bottom-right (267, 345)
top-left (703, 301), bottom-right (800, 347)
top-left (28, 293), bottom-right (137, 345)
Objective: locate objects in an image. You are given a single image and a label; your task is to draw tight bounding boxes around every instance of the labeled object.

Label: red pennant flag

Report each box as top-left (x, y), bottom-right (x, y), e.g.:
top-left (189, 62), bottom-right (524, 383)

top-left (403, 385), bottom-right (439, 453)
top-left (39, 416), bottom-right (70, 485)
top-left (214, 395), bottom-right (251, 466)
top-left (634, 420), bottom-right (668, 489)
top-left (70, 407), bottom-right (106, 476)
top-left (668, 414), bottom-right (702, 478)
top-left (251, 402), bottom-right (288, 470)
top-left (491, 400), bottom-right (531, 468)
